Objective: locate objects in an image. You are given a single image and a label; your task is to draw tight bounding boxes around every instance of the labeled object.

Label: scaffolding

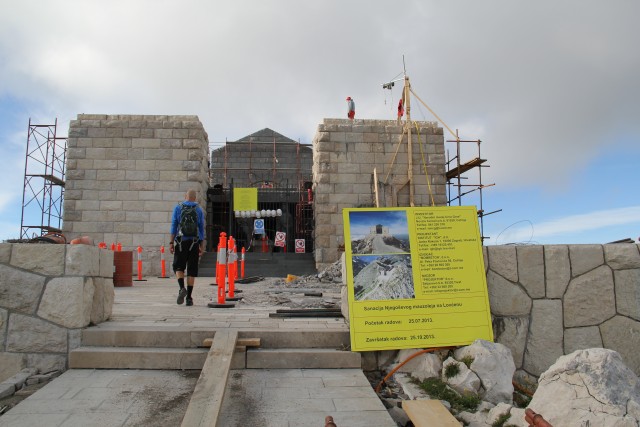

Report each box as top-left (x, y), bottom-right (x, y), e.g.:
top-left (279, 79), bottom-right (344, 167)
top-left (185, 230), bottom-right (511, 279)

top-left (445, 136), bottom-right (501, 241)
top-left (20, 119), bottom-right (67, 239)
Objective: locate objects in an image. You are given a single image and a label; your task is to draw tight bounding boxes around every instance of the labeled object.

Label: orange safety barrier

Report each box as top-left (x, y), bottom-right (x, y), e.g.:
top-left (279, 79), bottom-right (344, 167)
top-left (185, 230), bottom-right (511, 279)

top-left (241, 247), bottom-right (245, 279)
top-left (98, 242), bottom-right (107, 249)
top-left (110, 243), bottom-right (116, 251)
top-left (159, 246), bottom-right (169, 278)
top-left (261, 235), bottom-right (268, 253)
top-left (227, 236), bottom-right (237, 299)
top-left (134, 246), bottom-right (147, 282)
top-left (117, 242), bottom-right (122, 251)
top-left (216, 232), bottom-right (227, 304)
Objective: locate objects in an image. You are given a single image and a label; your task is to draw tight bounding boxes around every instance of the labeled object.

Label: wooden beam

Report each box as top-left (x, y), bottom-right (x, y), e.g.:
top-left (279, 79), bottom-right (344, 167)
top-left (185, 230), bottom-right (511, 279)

top-left (181, 330), bottom-right (238, 427)
top-left (402, 400), bottom-right (460, 427)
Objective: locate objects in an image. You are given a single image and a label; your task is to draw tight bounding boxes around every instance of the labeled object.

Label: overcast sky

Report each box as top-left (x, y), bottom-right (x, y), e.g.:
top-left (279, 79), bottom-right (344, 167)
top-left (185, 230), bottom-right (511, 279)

top-left (1, 0), bottom-right (639, 244)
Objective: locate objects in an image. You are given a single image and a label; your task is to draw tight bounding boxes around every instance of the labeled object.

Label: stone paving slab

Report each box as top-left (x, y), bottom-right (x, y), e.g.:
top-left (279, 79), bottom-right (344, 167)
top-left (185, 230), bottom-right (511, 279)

top-left (217, 369), bottom-right (396, 427)
top-left (0, 369), bottom-right (198, 427)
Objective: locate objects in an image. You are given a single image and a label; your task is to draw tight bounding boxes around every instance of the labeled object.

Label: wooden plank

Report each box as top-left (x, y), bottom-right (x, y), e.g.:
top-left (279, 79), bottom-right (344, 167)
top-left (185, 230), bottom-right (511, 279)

top-left (202, 337), bottom-right (261, 348)
top-left (402, 400), bottom-right (460, 427)
top-left (181, 330), bottom-right (237, 427)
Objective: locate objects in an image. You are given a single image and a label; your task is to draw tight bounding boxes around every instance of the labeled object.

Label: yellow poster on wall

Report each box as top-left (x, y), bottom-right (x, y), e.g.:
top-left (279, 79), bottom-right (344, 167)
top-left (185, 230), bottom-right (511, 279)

top-left (233, 188), bottom-right (258, 211)
top-left (343, 206), bottom-right (493, 352)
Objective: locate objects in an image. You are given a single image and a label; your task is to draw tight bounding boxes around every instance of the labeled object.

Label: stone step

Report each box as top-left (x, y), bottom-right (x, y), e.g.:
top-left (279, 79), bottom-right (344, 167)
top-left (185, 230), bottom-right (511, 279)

top-left (69, 346), bottom-right (210, 369)
top-left (246, 348), bottom-right (361, 369)
top-left (69, 346), bottom-right (360, 370)
top-left (80, 328), bottom-right (351, 350)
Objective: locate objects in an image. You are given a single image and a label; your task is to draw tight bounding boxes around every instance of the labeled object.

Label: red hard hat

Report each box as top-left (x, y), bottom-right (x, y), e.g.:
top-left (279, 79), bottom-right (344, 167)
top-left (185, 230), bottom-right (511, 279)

top-left (346, 96), bottom-right (352, 100)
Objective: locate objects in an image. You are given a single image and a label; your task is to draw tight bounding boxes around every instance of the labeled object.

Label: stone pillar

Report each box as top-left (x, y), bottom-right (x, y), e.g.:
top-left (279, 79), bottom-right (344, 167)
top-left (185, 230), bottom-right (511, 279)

top-left (63, 114), bottom-right (210, 275)
top-left (312, 118), bottom-right (446, 270)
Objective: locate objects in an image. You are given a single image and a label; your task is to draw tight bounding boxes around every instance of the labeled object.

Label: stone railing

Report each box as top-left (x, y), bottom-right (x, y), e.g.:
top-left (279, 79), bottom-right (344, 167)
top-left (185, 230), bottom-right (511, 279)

top-left (0, 244), bottom-right (114, 382)
top-left (487, 244), bottom-right (639, 377)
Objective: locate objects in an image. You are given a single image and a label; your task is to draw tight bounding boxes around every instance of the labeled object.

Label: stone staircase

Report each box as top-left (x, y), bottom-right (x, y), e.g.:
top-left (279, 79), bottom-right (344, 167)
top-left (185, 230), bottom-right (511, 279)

top-left (69, 328), bottom-right (360, 370)
top-left (198, 251), bottom-right (317, 278)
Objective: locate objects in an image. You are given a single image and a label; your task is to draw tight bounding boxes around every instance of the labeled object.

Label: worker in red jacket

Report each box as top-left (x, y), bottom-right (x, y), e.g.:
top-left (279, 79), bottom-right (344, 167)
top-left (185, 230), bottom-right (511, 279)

top-left (346, 96), bottom-right (355, 120)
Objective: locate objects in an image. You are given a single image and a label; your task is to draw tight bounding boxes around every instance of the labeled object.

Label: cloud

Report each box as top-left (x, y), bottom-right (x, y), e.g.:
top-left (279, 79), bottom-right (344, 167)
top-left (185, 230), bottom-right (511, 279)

top-left (493, 206), bottom-right (640, 244)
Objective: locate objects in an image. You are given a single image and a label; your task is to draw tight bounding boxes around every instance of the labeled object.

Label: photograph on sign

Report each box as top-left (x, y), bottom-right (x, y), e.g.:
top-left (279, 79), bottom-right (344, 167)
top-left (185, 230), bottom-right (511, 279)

top-left (295, 239), bottom-right (305, 253)
top-left (343, 206), bottom-right (493, 352)
top-left (352, 254), bottom-right (414, 301)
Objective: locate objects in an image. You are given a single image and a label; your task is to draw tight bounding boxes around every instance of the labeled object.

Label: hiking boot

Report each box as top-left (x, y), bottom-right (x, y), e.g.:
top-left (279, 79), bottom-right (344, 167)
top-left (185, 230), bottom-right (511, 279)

top-left (186, 297), bottom-right (193, 306)
top-left (177, 288), bottom-right (187, 305)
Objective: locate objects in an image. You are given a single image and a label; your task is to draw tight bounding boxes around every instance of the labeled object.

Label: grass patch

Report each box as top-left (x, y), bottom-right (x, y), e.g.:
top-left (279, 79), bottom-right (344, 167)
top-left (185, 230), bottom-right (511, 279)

top-left (444, 362), bottom-right (461, 378)
top-left (491, 412), bottom-right (511, 427)
top-left (415, 377), bottom-right (481, 412)
top-left (460, 355), bottom-right (474, 368)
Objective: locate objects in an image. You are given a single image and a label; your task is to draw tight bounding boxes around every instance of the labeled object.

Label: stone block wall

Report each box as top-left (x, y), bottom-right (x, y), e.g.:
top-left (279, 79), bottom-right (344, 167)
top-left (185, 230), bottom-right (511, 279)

top-left (0, 243), bottom-right (114, 382)
top-left (486, 243), bottom-right (640, 377)
top-left (312, 119), bottom-right (446, 269)
top-left (63, 114), bottom-right (210, 276)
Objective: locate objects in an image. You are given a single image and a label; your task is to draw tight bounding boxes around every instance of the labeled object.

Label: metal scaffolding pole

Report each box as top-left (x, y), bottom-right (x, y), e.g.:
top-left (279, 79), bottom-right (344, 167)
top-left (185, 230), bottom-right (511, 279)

top-left (20, 118), bottom-right (67, 239)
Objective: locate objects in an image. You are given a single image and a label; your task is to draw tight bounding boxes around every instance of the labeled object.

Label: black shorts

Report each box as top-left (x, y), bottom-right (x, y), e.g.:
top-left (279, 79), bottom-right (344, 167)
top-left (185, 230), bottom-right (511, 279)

top-left (172, 239), bottom-right (200, 277)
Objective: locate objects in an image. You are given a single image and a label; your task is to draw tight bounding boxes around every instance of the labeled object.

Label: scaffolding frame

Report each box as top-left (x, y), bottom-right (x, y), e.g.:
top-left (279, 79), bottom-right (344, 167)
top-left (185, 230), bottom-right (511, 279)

top-left (445, 136), bottom-right (501, 241)
top-left (20, 119), bottom-right (67, 239)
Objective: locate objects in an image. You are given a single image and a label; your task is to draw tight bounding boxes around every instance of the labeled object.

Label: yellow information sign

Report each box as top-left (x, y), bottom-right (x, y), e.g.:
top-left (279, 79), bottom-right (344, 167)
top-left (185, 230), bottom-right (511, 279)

top-left (343, 206), bottom-right (493, 352)
top-left (233, 188), bottom-right (258, 211)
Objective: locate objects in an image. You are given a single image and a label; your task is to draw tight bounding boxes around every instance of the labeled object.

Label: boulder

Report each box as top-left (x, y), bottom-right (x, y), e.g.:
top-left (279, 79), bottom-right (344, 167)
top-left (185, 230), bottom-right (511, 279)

top-left (442, 357), bottom-right (481, 395)
top-left (455, 339), bottom-right (515, 404)
top-left (528, 348), bottom-right (640, 426)
top-left (394, 349), bottom-right (442, 381)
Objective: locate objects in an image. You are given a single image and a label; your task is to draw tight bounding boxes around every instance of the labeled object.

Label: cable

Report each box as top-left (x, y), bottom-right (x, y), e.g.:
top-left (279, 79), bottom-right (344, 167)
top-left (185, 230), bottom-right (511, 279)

top-left (495, 220), bottom-right (535, 246)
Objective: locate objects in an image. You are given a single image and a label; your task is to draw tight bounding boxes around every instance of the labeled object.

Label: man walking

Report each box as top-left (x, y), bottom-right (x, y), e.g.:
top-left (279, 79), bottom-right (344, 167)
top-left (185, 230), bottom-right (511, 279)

top-left (169, 189), bottom-right (205, 306)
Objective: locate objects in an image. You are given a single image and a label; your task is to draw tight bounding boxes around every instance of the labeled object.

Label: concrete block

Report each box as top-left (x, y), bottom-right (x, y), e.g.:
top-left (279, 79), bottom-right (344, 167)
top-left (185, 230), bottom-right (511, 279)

top-left (614, 269), bottom-right (640, 321)
top-left (65, 244), bottom-right (100, 276)
top-left (564, 265), bottom-right (615, 327)
top-left (130, 180), bottom-right (156, 191)
top-left (0, 352), bottom-right (26, 383)
top-left (7, 313), bottom-right (67, 352)
top-left (38, 276), bottom-right (93, 328)
top-left (96, 169), bottom-right (125, 180)
top-left (11, 244), bottom-right (66, 277)
top-left (0, 243), bottom-right (12, 263)
top-left (0, 264), bottom-right (46, 314)
top-left (0, 382), bottom-right (15, 399)
top-left (604, 244), bottom-right (640, 269)
top-left (545, 245), bottom-right (570, 298)
top-left (569, 244), bottom-right (604, 277)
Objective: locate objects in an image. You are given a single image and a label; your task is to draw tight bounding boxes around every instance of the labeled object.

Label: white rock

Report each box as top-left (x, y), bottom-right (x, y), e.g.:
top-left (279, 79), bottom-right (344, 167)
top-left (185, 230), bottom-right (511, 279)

top-left (455, 339), bottom-right (515, 404)
top-left (394, 349), bottom-right (442, 381)
top-left (528, 348), bottom-right (640, 426)
top-left (442, 357), bottom-right (481, 395)
top-left (486, 402), bottom-right (513, 425)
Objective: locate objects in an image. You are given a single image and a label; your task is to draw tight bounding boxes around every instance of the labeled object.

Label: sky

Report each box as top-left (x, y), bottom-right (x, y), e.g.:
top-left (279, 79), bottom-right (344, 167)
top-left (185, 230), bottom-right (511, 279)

top-left (1, 0), bottom-right (639, 245)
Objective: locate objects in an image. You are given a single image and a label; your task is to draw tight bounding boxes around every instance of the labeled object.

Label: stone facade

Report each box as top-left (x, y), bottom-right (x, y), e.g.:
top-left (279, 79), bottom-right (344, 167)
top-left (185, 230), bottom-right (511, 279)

top-left (0, 243), bottom-right (114, 382)
top-left (63, 114), bottom-right (210, 276)
top-left (312, 119), bottom-right (446, 269)
top-left (487, 243), bottom-right (640, 377)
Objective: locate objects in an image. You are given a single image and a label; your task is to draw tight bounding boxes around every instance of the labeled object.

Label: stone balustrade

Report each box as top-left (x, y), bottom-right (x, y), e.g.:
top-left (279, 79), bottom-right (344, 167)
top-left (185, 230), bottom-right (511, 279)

top-left (0, 243), bottom-right (114, 382)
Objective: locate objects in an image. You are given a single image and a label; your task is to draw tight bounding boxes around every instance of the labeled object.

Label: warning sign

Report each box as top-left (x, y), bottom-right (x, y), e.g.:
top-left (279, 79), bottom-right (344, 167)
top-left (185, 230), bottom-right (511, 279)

top-left (295, 239), bottom-right (305, 253)
top-left (274, 231), bottom-right (286, 247)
